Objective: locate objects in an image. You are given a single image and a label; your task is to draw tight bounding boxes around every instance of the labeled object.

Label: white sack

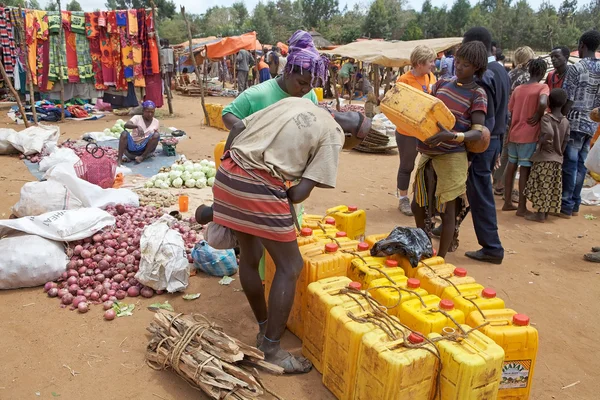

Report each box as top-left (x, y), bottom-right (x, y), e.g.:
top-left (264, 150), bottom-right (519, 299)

top-left (584, 141), bottom-right (600, 175)
top-left (7, 125), bottom-right (60, 155)
top-left (0, 208), bottom-right (115, 242)
top-left (0, 233), bottom-right (67, 289)
top-left (136, 214), bottom-right (189, 293)
top-left (38, 147), bottom-right (80, 172)
top-left (12, 181), bottom-right (84, 217)
top-left (0, 128), bottom-right (18, 155)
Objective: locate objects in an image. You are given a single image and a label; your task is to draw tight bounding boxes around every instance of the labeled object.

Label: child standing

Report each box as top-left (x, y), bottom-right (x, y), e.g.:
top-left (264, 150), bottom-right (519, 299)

top-left (503, 58), bottom-right (550, 216)
top-left (411, 41), bottom-right (488, 257)
top-left (524, 89), bottom-right (570, 222)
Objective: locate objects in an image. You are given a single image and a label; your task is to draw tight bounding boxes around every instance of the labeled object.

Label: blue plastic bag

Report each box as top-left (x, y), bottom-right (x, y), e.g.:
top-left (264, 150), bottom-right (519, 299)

top-left (192, 240), bottom-right (238, 277)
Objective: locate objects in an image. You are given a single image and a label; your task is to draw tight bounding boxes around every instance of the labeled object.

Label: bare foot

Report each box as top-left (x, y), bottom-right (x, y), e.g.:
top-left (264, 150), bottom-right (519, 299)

top-left (121, 156), bottom-right (130, 164)
top-left (134, 156), bottom-right (144, 164)
top-left (259, 346), bottom-right (312, 374)
top-left (502, 203), bottom-right (518, 211)
top-left (525, 212), bottom-right (546, 223)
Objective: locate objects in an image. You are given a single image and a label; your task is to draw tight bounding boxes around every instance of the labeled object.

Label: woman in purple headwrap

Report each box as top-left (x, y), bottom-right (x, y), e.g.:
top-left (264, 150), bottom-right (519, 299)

top-left (222, 30), bottom-right (329, 130)
top-left (118, 100), bottom-right (160, 165)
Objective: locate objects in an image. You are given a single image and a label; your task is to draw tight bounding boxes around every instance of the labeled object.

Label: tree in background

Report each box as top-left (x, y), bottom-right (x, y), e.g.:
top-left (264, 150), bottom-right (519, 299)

top-left (66, 0), bottom-right (82, 11)
top-left (301, 0), bottom-right (339, 29)
top-left (364, 0), bottom-right (389, 39)
top-left (231, 1), bottom-right (249, 32)
top-left (45, 1), bottom-right (57, 11)
top-left (251, 2), bottom-right (274, 44)
top-left (448, 0), bottom-right (471, 36)
top-left (105, 0), bottom-right (176, 20)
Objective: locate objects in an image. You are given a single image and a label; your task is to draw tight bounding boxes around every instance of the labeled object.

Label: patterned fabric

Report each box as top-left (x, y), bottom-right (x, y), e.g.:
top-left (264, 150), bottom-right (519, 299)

top-left (414, 151), bottom-right (469, 211)
top-left (0, 8), bottom-right (17, 77)
top-left (48, 33), bottom-right (67, 82)
top-left (47, 11), bottom-right (60, 34)
top-left (524, 161), bottom-right (563, 213)
top-left (143, 73), bottom-right (163, 108)
top-left (139, 9), bottom-right (152, 76)
top-left (213, 155), bottom-right (297, 242)
top-left (126, 131), bottom-right (152, 153)
top-left (85, 11), bottom-right (105, 90)
top-left (417, 78), bottom-right (488, 155)
top-left (145, 10), bottom-right (159, 74)
top-left (508, 67), bottom-right (530, 93)
top-left (127, 9), bottom-right (138, 36)
top-left (116, 10), bottom-right (127, 26)
top-left (70, 11), bottom-right (85, 34)
top-left (75, 32), bottom-right (94, 82)
top-left (62, 12), bottom-right (79, 83)
top-left (563, 58), bottom-right (600, 136)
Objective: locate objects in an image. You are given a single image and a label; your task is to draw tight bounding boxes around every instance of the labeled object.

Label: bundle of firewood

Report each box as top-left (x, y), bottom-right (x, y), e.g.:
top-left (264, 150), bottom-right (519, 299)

top-left (146, 310), bottom-right (283, 400)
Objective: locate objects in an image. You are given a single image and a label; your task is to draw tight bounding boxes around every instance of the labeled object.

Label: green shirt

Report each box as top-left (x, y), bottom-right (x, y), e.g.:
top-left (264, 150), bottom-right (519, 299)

top-left (222, 78), bottom-right (318, 120)
top-left (339, 63), bottom-right (355, 78)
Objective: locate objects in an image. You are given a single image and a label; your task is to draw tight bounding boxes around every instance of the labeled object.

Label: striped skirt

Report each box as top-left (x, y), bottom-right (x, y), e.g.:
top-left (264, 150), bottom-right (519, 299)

top-left (212, 156), bottom-right (297, 242)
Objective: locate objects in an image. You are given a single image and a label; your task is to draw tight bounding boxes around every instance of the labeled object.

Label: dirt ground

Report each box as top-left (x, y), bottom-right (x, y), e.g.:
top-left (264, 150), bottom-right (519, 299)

top-left (0, 94), bottom-right (598, 400)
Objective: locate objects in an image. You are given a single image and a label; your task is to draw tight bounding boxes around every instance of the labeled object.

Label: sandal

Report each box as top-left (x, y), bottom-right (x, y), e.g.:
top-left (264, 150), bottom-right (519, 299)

top-left (276, 352), bottom-right (313, 374)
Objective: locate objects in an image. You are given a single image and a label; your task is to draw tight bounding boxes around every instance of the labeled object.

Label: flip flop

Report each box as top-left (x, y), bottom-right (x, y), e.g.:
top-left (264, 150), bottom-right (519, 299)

top-left (277, 353), bottom-right (313, 374)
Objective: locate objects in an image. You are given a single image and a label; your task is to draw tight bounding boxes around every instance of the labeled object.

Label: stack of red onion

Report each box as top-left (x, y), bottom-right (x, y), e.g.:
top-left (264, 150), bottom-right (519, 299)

top-left (44, 204), bottom-right (200, 313)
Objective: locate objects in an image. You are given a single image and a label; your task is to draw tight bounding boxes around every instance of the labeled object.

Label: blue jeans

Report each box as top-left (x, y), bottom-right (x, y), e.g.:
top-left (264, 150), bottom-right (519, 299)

top-left (466, 137), bottom-right (504, 258)
top-left (561, 131), bottom-right (591, 215)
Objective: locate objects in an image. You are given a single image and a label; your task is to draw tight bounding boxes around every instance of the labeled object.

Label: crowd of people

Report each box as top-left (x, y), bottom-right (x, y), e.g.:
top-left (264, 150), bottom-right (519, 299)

top-left (196, 26), bottom-right (600, 374)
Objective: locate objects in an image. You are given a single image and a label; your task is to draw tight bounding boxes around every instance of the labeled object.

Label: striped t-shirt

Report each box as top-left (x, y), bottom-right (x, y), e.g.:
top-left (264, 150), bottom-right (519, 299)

top-left (418, 78), bottom-right (488, 155)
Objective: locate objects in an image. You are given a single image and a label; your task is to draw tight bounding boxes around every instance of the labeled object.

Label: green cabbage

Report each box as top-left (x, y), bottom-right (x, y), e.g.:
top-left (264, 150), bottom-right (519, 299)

top-left (207, 177), bottom-right (215, 187)
top-left (191, 171), bottom-right (205, 180)
top-left (206, 168), bottom-right (217, 178)
top-left (185, 178), bottom-right (196, 188)
top-left (172, 177), bottom-right (183, 188)
top-left (195, 178), bottom-right (207, 188)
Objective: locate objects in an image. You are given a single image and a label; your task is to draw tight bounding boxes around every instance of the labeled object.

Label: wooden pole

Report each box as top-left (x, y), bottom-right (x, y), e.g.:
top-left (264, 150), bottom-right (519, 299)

top-left (17, 7), bottom-right (37, 124)
top-left (56, 0), bottom-right (65, 121)
top-left (0, 60), bottom-right (29, 127)
top-left (180, 6), bottom-right (209, 127)
top-left (373, 64), bottom-right (380, 100)
top-left (151, 0), bottom-right (173, 115)
top-left (329, 65), bottom-right (341, 112)
top-left (384, 67), bottom-right (393, 93)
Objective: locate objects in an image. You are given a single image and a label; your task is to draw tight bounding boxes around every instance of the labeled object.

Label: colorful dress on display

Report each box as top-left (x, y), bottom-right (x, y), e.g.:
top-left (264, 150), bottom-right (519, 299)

top-left (71, 11), bottom-right (94, 83)
top-left (85, 11), bottom-right (106, 90)
top-left (47, 11), bottom-right (67, 84)
top-left (0, 7), bottom-right (17, 77)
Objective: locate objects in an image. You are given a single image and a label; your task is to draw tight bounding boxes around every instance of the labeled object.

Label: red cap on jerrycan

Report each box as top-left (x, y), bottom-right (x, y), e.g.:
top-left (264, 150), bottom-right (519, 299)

top-left (512, 314), bottom-right (530, 326)
top-left (300, 228), bottom-right (313, 237)
top-left (385, 259), bottom-right (398, 268)
top-left (325, 243), bottom-right (338, 253)
top-left (453, 268), bottom-right (468, 277)
top-left (325, 217), bottom-right (336, 225)
top-left (407, 278), bottom-right (421, 288)
top-left (481, 288), bottom-right (497, 299)
top-left (347, 205), bottom-right (358, 212)
top-left (407, 332), bottom-right (425, 344)
top-left (336, 231), bottom-right (347, 238)
top-left (439, 299), bottom-right (455, 310)
top-left (357, 242), bottom-right (370, 251)
top-left (348, 282), bottom-right (362, 290)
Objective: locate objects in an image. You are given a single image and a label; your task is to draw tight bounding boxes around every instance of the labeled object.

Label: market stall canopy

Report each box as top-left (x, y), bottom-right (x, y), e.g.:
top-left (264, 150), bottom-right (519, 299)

top-left (309, 30), bottom-right (333, 49)
top-left (173, 36), bottom-right (218, 50)
top-left (205, 32), bottom-right (258, 59)
top-left (322, 37), bottom-right (463, 68)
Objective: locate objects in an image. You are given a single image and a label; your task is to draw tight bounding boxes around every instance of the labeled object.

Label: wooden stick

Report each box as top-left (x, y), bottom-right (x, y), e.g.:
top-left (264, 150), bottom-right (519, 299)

top-left (180, 6), bottom-right (209, 126)
top-left (373, 64), bottom-right (379, 99)
top-left (56, 0), bottom-right (65, 121)
top-left (0, 59), bottom-right (28, 127)
top-left (329, 65), bottom-right (341, 111)
top-left (17, 7), bottom-right (37, 124)
top-left (151, 0), bottom-right (173, 115)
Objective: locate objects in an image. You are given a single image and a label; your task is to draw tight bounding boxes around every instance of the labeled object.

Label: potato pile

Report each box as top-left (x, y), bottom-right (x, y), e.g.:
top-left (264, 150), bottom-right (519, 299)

top-left (134, 189), bottom-right (177, 208)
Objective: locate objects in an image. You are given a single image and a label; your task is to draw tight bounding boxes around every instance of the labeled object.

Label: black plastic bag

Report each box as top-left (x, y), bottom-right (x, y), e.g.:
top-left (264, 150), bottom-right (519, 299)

top-left (370, 226), bottom-right (434, 269)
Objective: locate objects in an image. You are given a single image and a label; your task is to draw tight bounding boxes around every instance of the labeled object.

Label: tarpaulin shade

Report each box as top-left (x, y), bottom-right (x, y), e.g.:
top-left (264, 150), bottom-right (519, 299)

top-left (205, 32), bottom-right (258, 59)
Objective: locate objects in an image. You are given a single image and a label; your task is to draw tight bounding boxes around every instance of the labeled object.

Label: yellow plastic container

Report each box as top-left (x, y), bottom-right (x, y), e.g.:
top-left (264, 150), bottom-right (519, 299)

top-left (348, 258), bottom-right (405, 288)
top-left (441, 284), bottom-right (506, 317)
top-left (302, 214), bottom-right (326, 229)
top-left (323, 302), bottom-right (401, 400)
top-left (314, 87), bottom-right (324, 102)
top-left (296, 227), bottom-right (320, 247)
top-left (399, 255), bottom-right (446, 279)
top-left (365, 233), bottom-right (388, 249)
top-left (313, 225), bottom-right (341, 242)
top-left (326, 205), bottom-right (367, 241)
top-left (429, 325), bottom-right (505, 400)
top-left (355, 327), bottom-right (438, 400)
top-left (368, 276), bottom-right (429, 317)
top-left (380, 82), bottom-right (455, 141)
top-left (302, 278), bottom-right (365, 373)
top-left (399, 295), bottom-right (465, 335)
top-left (214, 140), bottom-right (226, 169)
top-left (206, 103), bottom-right (228, 131)
top-left (417, 264), bottom-right (477, 297)
top-left (467, 309), bottom-right (539, 400)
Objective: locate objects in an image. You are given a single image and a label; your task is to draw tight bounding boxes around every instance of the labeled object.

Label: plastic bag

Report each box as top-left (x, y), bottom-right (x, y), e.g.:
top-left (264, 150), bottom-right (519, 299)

top-left (136, 215), bottom-right (190, 292)
top-left (43, 163), bottom-right (139, 208)
top-left (0, 128), bottom-right (18, 155)
top-left (39, 147), bottom-right (80, 172)
top-left (12, 181), bottom-right (84, 217)
top-left (192, 241), bottom-right (238, 277)
top-left (0, 233), bottom-right (67, 289)
top-left (0, 208), bottom-right (115, 242)
top-left (371, 226), bottom-right (433, 269)
top-left (584, 141), bottom-right (600, 175)
top-left (7, 125), bottom-right (60, 155)
top-left (204, 222), bottom-right (238, 249)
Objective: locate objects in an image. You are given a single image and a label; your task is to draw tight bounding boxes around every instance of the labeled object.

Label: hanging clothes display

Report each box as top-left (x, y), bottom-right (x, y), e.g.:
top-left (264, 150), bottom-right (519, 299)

top-left (62, 11), bottom-right (79, 83)
top-left (145, 10), bottom-right (160, 74)
top-left (143, 73), bottom-right (163, 108)
top-left (107, 11), bottom-right (126, 90)
top-left (85, 11), bottom-right (106, 90)
top-left (47, 11), bottom-right (67, 84)
top-left (71, 12), bottom-right (94, 82)
top-left (0, 7), bottom-right (17, 77)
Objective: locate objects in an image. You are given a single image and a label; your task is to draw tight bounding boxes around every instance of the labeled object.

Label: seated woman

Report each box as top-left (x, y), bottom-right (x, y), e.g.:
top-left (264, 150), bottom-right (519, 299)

top-left (118, 100), bottom-right (160, 165)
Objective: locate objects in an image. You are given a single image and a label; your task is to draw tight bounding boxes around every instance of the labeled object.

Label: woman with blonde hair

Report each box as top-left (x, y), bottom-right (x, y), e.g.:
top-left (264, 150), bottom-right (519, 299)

top-left (508, 46), bottom-right (536, 92)
top-left (395, 44), bottom-right (438, 215)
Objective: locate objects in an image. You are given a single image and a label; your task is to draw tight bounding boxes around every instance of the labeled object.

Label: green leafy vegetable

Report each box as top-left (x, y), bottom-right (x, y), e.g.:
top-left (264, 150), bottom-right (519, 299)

top-left (183, 293), bottom-right (201, 300)
top-left (147, 301), bottom-right (174, 312)
top-left (112, 301), bottom-right (135, 317)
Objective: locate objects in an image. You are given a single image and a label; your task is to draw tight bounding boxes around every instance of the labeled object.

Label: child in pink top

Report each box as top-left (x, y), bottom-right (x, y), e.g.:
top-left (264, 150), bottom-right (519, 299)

top-left (503, 59), bottom-right (550, 216)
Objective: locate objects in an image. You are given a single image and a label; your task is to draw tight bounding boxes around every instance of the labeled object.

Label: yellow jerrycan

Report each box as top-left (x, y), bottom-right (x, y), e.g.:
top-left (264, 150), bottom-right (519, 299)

top-left (214, 140), bottom-right (226, 169)
top-left (399, 295), bottom-right (465, 335)
top-left (365, 232), bottom-right (389, 249)
top-left (400, 255), bottom-right (446, 279)
top-left (348, 257), bottom-right (405, 288)
top-left (354, 327), bottom-right (438, 400)
top-left (467, 309), bottom-right (539, 400)
top-left (326, 205), bottom-right (367, 240)
top-left (302, 214), bottom-right (326, 229)
top-left (429, 325), bottom-right (505, 400)
top-left (367, 276), bottom-right (429, 317)
top-left (302, 279), bottom-right (366, 373)
top-left (380, 82), bottom-right (456, 141)
top-left (417, 265), bottom-right (477, 297)
top-left (441, 284), bottom-right (505, 317)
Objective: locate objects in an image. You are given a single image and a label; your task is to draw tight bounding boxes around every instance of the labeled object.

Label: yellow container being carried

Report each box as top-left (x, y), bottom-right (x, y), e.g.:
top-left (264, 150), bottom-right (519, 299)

top-left (467, 309), bottom-right (539, 400)
top-left (441, 284), bottom-right (506, 317)
top-left (214, 140), bottom-right (226, 169)
top-left (314, 87), bottom-right (324, 102)
top-left (348, 258), bottom-right (405, 288)
top-left (417, 264), bottom-right (477, 297)
top-left (302, 278), bottom-right (366, 373)
top-left (206, 103), bottom-right (228, 131)
top-left (368, 276), bottom-right (429, 317)
top-left (323, 302), bottom-right (401, 400)
top-left (365, 233), bottom-right (389, 249)
top-left (380, 82), bottom-right (455, 142)
top-left (399, 255), bottom-right (446, 279)
top-left (355, 327), bottom-right (438, 400)
top-left (399, 295), bottom-right (465, 335)
top-left (429, 325), bottom-right (505, 400)
top-left (326, 205), bottom-right (367, 241)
